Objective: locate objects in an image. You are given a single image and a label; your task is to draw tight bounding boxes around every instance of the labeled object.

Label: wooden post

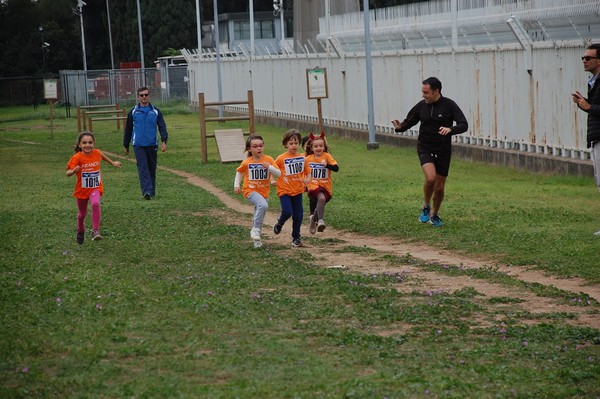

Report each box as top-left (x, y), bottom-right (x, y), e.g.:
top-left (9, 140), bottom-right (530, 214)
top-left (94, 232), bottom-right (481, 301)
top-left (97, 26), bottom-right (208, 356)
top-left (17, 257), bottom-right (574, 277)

top-left (82, 110), bottom-right (87, 130)
top-left (116, 104), bottom-right (121, 130)
top-left (49, 99), bottom-right (55, 139)
top-left (247, 90), bottom-right (255, 135)
top-left (199, 92), bottom-right (208, 163)
top-left (88, 118), bottom-right (93, 133)
top-left (317, 98), bottom-right (323, 133)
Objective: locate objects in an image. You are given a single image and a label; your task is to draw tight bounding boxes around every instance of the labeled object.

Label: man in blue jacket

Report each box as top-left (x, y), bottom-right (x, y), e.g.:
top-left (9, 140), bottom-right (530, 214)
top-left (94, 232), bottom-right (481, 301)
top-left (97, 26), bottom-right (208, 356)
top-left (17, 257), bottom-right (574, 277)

top-left (123, 87), bottom-right (168, 200)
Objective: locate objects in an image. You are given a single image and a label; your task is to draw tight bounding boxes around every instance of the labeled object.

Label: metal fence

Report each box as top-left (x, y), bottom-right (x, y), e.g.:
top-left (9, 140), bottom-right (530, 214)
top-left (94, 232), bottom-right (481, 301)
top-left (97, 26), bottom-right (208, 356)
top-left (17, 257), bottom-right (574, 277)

top-left (183, 0), bottom-right (600, 159)
top-left (0, 76), bottom-right (58, 107)
top-left (59, 66), bottom-right (188, 108)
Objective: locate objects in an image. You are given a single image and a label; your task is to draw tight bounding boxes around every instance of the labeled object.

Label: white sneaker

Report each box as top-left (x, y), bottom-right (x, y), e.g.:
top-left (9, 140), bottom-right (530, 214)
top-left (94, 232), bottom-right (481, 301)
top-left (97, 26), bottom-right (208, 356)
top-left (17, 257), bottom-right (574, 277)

top-left (317, 219), bottom-right (326, 232)
top-left (309, 214), bottom-right (317, 234)
top-left (250, 227), bottom-right (261, 241)
top-left (594, 230), bottom-right (600, 236)
top-left (253, 240), bottom-right (263, 248)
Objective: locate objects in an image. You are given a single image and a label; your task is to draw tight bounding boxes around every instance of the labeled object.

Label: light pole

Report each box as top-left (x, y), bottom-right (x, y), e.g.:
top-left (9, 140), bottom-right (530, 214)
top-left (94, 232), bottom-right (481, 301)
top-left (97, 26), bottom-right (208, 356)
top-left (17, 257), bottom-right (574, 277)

top-left (136, 0), bottom-right (146, 86)
top-left (196, 0), bottom-right (202, 51)
top-left (39, 26), bottom-right (46, 71)
top-left (76, 0), bottom-right (88, 73)
top-left (273, 0), bottom-right (284, 50)
top-left (213, 0), bottom-right (223, 116)
top-left (73, 0), bottom-right (89, 105)
top-left (106, 0), bottom-right (116, 103)
top-left (363, 0), bottom-right (378, 150)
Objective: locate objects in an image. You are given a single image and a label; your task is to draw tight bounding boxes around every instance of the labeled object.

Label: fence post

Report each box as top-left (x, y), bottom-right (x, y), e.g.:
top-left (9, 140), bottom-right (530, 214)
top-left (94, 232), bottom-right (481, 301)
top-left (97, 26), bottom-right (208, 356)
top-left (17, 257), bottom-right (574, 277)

top-left (248, 90), bottom-right (255, 135)
top-left (199, 92), bottom-right (207, 163)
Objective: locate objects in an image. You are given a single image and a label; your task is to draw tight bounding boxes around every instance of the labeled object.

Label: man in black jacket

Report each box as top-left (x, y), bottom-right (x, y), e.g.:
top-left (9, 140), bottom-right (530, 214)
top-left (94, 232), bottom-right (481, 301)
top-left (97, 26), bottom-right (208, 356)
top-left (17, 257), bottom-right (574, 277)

top-left (573, 43), bottom-right (600, 235)
top-left (392, 77), bottom-right (468, 227)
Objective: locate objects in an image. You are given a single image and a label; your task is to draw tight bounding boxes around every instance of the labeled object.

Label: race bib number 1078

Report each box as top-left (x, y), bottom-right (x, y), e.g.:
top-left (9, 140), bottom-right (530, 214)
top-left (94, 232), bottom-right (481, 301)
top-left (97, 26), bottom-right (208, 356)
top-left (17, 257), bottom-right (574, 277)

top-left (82, 171), bottom-right (101, 189)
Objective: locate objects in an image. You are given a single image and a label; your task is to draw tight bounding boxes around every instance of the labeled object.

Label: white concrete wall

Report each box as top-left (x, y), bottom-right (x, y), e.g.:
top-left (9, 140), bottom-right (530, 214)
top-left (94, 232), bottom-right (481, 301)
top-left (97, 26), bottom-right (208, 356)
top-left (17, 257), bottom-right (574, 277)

top-left (187, 43), bottom-right (591, 157)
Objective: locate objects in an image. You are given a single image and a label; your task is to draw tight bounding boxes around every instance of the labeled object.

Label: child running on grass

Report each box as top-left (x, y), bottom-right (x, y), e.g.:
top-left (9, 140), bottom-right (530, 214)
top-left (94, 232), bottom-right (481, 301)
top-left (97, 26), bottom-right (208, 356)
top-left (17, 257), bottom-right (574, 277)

top-left (273, 129), bottom-right (308, 247)
top-left (304, 132), bottom-right (339, 234)
top-left (234, 134), bottom-right (281, 248)
top-left (66, 131), bottom-right (122, 244)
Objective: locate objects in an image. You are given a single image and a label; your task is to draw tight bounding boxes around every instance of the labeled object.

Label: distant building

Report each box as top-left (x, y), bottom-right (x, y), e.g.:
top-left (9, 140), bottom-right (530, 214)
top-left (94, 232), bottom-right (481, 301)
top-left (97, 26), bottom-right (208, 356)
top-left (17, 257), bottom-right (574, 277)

top-left (205, 11), bottom-right (293, 55)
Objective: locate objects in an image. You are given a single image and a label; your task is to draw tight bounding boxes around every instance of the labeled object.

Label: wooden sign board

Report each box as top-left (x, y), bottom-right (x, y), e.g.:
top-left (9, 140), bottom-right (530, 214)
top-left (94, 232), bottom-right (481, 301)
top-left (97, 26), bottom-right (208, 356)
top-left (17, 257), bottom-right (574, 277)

top-left (214, 129), bottom-right (246, 163)
top-left (44, 79), bottom-right (58, 100)
top-left (306, 67), bottom-right (328, 99)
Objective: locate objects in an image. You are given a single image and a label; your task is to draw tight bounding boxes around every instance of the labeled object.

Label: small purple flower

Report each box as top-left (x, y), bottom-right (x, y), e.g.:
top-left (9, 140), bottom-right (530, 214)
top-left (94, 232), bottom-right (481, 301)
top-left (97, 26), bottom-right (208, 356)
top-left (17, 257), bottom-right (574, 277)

top-left (21, 367), bottom-right (29, 373)
top-left (207, 291), bottom-right (214, 296)
top-left (56, 297), bottom-right (62, 304)
top-left (522, 340), bottom-right (528, 347)
top-left (95, 304), bottom-right (103, 310)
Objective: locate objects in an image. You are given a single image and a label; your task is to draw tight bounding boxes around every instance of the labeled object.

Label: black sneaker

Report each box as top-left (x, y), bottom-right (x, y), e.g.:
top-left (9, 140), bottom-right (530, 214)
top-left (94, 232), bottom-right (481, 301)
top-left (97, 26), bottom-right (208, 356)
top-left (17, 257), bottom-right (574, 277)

top-left (273, 223), bottom-right (282, 234)
top-left (144, 193), bottom-right (152, 200)
top-left (291, 238), bottom-right (303, 247)
top-left (76, 231), bottom-right (84, 245)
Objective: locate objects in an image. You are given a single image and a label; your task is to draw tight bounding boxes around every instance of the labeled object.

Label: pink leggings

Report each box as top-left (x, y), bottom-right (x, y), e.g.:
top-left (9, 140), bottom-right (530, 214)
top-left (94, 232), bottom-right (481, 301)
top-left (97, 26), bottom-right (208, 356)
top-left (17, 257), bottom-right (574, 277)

top-left (76, 190), bottom-right (101, 233)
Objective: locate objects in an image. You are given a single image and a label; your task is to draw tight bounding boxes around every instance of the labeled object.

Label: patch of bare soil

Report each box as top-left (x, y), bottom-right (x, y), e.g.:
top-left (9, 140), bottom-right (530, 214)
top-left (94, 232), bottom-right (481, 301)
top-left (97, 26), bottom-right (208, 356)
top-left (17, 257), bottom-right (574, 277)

top-left (151, 163), bottom-right (599, 330)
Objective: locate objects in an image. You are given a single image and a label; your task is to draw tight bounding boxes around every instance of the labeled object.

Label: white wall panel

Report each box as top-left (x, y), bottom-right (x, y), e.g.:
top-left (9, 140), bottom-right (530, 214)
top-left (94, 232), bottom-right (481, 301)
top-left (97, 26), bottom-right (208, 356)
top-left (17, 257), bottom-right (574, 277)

top-left (187, 44), bottom-right (591, 155)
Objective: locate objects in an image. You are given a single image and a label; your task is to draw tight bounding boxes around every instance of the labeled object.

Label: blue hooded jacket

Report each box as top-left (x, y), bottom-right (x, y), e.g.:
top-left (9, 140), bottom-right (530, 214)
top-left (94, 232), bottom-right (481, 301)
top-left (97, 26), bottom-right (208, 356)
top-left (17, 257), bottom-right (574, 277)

top-left (123, 103), bottom-right (168, 148)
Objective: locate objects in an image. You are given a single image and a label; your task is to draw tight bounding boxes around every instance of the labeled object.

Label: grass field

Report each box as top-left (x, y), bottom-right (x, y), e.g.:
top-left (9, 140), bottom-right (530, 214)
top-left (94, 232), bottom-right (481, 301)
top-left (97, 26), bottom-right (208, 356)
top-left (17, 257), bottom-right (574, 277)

top-left (1, 103), bottom-right (599, 398)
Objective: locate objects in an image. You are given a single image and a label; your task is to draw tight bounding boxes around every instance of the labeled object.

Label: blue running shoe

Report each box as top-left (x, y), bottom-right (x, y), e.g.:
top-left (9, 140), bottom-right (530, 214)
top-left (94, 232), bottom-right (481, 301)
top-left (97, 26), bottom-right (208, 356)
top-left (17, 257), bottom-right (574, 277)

top-left (419, 206), bottom-right (431, 223)
top-left (430, 215), bottom-right (444, 227)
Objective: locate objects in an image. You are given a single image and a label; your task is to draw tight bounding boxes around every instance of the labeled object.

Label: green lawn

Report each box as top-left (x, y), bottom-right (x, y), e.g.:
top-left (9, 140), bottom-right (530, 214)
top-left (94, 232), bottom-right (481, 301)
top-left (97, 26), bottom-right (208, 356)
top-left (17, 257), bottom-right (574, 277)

top-left (1, 104), bottom-right (599, 398)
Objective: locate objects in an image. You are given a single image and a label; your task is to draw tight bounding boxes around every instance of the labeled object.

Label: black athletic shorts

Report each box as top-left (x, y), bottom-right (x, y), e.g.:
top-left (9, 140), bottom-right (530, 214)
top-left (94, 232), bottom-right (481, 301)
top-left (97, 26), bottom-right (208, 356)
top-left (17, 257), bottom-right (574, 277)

top-left (417, 147), bottom-right (451, 177)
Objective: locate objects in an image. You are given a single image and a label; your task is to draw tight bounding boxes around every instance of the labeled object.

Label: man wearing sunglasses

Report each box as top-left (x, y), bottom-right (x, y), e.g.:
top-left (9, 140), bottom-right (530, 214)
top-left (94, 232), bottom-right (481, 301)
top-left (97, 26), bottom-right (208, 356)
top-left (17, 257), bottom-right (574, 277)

top-left (123, 87), bottom-right (169, 200)
top-left (573, 44), bottom-right (600, 235)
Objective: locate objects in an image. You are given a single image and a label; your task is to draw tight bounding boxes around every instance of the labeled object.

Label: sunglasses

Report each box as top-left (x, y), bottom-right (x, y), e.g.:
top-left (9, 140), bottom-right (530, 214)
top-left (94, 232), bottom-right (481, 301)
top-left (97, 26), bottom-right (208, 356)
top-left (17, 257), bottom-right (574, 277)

top-left (139, 93), bottom-right (149, 97)
top-left (581, 56), bottom-right (598, 61)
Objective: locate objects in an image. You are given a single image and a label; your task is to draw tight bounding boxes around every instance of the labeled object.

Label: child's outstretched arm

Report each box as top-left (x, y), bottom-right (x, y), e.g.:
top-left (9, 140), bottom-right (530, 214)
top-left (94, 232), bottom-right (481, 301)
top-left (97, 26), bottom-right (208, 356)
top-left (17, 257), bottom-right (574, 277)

top-left (266, 164), bottom-right (281, 179)
top-left (234, 172), bottom-right (242, 195)
top-left (100, 151), bottom-right (122, 168)
top-left (326, 163), bottom-right (339, 172)
top-left (66, 165), bottom-right (80, 177)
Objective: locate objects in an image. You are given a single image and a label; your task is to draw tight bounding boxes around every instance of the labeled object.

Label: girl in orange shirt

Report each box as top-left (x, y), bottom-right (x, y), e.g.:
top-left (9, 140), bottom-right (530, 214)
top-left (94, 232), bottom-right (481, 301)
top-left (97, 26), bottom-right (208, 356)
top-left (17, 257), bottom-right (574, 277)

top-left (273, 129), bottom-right (308, 247)
top-left (66, 132), bottom-right (122, 244)
top-left (234, 135), bottom-right (280, 248)
top-left (304, 132), bottom-right (339, 234)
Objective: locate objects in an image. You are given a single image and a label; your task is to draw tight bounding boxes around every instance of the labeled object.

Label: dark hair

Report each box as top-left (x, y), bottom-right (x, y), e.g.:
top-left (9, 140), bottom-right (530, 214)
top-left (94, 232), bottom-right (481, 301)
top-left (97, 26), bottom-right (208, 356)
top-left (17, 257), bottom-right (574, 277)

top-left (74, 131), bottom-right (95, 152)
top-left (245, 134), bottom-right (264, 157)
top-left (137, 86), bottom-right (149, 95)
top-left (301, 135), bottom-right (310, 149)
top-left (587, 43), bottom-right (600, 57)
top-left (422, 77), bottom-right (442, 93)
top-left (282, 128), bottom-right (302, 147)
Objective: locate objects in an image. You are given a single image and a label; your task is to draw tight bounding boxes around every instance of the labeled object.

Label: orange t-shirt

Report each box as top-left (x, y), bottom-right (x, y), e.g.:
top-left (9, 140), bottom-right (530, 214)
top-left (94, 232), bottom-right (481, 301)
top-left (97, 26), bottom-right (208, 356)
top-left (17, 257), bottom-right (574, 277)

top-left (305, 153), bottom-right (337, 195)
top-left (67, 149), bottom-right (104, 199)
top-left (236, 155), bottom-right (277, 199)
top-left (275, 151), bottom-right (307, 197)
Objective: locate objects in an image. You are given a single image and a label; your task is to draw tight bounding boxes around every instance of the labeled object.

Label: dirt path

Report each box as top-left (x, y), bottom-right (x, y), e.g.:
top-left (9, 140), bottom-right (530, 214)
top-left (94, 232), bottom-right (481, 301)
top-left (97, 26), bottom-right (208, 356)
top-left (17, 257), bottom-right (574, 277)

top-left (119, 157), bottom-right (600, 329)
